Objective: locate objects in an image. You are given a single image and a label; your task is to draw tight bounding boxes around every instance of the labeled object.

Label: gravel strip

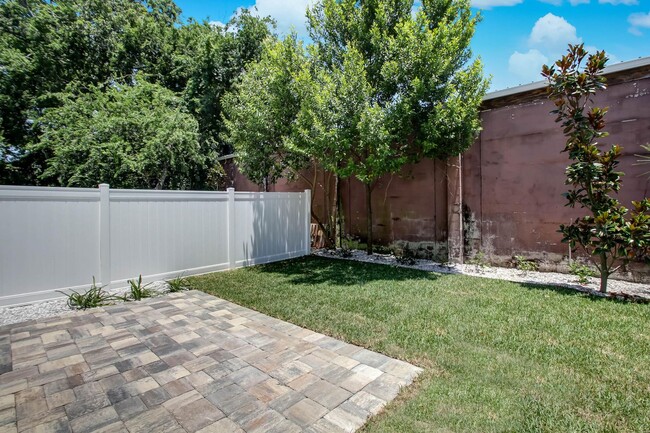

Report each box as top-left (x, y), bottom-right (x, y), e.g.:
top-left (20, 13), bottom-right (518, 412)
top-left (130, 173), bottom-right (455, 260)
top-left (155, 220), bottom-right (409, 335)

top-left (314, 249), bottom-right (650, 301)
top-left (0, 281), bottom-right (172, 327)
top-left (3, 254), bottom-right (648, 328)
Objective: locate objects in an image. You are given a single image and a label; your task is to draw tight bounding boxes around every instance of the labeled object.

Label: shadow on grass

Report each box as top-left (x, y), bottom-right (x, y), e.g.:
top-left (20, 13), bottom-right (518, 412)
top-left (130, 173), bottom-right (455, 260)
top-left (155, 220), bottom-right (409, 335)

top-left (257, 255), bottom-right (440, 286)
top-left (256, 255), bottom-right (648, 304)
top-left (518, 282), bottom-right (649, 304)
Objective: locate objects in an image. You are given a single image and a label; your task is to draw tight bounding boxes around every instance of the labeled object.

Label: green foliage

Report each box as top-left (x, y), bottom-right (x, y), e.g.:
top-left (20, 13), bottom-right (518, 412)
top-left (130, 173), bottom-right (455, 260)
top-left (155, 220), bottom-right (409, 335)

top-left (467, 251), bottom-right (488, 269)
top-left (224, 0), bottom-right (488, 250)
top-left (184, 10), bottom-right (275, 160)
top-left (224, 0), bottom-right (488, 254)
top-left (126, 275), bottom-right (155, 301)
top-left (222, 35), bottom-right (310, 186)
top-left (167, 275), bottom-right (191, 292)
top-left (568, 261), bottom-right (595, 285)
top-left (0, 1), bottom-right (273, 187)
top-left (33, 77), bottom-right (204, 189)
top-left (514, 255), bottom-right (538, 273)
top-left (0, 0), bottom-right (182, 183)
top-left (334, 247), bottom-right (354, 258)
top-left (293, 0), bottom-right (489, 254)
top-left (59, 277), bottom-right (118, 310)
top-left (542, 44), bottom-right (650, 293)
top-left (394, 244), bottom-right (417, 265)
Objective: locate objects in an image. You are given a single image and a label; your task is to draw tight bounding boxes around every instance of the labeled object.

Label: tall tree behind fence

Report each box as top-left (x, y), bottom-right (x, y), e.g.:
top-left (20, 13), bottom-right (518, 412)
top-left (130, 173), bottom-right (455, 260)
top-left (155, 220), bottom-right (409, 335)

top-left (0, 185), bottom-right (311, 306)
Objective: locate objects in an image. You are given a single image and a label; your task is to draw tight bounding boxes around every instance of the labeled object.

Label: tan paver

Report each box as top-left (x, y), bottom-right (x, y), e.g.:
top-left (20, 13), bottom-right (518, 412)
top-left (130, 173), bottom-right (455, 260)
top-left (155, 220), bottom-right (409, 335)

top-left (0, 291), bottom-right (422, 432)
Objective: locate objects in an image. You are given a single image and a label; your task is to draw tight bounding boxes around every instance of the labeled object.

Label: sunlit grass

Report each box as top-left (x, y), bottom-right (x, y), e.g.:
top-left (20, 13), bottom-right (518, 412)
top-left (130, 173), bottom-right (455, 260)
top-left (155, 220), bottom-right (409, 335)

top-left (190, 255), bottom-right (650, 433)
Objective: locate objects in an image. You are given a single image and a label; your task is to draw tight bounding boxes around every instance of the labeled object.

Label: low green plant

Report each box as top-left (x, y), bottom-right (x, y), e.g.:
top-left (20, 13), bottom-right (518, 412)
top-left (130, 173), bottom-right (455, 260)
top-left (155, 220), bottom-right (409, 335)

top-left (569, 261), bottom-right (595, 285)
top-left (332, 247), bottom-right (353, 258)
top-left (167, 274), bottom-right (191, 293)
top-left (395, 244), bottom-right (417, 266)
top-left (467, 251), bottom-right (488, 270)
top-left (126, 275), bottom-right (155, 301)
top-left (59, 277), bottom-right (118, 310)
top-left (514, 255), bottom-right (539, 273)
top-left (373, 245), bottom-right (392, 255)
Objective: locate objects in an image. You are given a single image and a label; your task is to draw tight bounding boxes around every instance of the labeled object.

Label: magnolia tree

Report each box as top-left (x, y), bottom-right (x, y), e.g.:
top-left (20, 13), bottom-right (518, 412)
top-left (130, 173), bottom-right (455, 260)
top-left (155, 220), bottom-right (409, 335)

top-left (224, 0), bottom-right (489, 254)
top-left (542, 44), bottom-right (650, 293)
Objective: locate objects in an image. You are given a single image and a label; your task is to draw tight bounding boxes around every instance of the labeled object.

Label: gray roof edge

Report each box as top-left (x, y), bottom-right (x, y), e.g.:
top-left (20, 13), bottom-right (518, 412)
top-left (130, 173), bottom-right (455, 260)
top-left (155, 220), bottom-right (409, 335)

top-left (483, 56), bottom-right (650, 102)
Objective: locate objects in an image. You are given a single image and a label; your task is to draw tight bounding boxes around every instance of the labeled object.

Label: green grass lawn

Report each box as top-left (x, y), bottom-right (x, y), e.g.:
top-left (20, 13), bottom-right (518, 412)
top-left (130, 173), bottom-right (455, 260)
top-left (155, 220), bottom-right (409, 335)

top-left (189, 256), bottom-right (650, 433)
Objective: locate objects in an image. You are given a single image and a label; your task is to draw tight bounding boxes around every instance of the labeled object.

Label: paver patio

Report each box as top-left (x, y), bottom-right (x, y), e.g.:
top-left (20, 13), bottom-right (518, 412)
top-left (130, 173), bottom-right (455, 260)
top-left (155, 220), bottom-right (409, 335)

top-left (0, 291), bottom-right (421, 433)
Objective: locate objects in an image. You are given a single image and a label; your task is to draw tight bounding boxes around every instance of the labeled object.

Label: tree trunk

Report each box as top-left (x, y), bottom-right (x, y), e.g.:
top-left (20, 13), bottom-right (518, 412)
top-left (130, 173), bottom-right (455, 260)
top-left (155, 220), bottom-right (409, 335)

top-left (365, 182), bottom-right (373, 255)
top-left (155, 168), bottom-right (168, 190)
top-left (599, 253), bottom-right (609, 293)
top-left (332, 174), bottom-right (339, 248)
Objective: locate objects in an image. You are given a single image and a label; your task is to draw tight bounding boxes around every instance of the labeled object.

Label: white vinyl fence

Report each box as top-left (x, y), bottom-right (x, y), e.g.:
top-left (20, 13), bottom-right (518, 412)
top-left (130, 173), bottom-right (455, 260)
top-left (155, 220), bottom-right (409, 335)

top-left (0, 185), bottom-right (311, 306)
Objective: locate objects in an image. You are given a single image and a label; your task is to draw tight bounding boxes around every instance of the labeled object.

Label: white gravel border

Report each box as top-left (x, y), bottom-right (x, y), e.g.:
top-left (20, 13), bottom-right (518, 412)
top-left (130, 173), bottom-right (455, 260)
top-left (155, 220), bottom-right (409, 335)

top-left (0, 281), bottom-right (172, 327)
top-left (2, 253), bottom-right (648, 328)
top-left (314, 249), bottom-right (650, 301)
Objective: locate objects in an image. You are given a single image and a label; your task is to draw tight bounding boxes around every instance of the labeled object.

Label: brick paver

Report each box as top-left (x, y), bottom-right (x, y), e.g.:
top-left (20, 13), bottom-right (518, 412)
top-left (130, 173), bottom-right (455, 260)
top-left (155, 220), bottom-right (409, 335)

top-left (0, 291), bottom-right (422, 432)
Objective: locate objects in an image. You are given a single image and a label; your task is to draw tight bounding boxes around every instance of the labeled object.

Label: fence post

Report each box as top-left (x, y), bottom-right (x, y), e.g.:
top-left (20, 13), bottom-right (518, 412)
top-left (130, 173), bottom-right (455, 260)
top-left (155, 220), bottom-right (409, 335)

top-left (99, 184), bottom-right (111, 288)
top-left (447, 156), bottom-right (464, 264)
top-left (227, 188), bottom-right (236, 269)
top-left (304, 189), bottom-right (311, 255)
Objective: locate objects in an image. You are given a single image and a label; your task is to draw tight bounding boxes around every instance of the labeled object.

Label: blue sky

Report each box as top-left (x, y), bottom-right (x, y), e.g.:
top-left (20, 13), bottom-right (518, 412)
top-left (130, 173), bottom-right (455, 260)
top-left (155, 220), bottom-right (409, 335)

top-left (175, 0), bottom-right (650, 92)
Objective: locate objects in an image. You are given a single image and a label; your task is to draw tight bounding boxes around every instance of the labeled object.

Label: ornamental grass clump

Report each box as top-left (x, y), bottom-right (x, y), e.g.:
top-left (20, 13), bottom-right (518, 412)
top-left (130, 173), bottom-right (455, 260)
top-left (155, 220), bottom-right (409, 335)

top-left (59, 277), bottom-right (119, 310)
top-left (542, 44), bottom-right (650, 293)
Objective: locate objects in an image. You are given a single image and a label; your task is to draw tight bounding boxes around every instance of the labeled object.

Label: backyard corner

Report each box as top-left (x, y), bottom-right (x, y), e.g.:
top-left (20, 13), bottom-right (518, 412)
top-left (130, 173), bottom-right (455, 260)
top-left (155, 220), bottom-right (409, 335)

top-left (188, 256), bottom-right (650, 433)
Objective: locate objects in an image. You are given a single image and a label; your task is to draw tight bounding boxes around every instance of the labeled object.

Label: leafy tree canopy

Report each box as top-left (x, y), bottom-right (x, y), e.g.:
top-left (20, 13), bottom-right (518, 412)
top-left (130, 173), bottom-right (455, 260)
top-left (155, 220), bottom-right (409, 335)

top-left (0, 0), bottom-right (274, 187)
top-left (222, 35), bottom-right (310, 186)
top-left (33, 76), bottom-right (204, 190)
top-left (224, 0), bottom-right (489, 253)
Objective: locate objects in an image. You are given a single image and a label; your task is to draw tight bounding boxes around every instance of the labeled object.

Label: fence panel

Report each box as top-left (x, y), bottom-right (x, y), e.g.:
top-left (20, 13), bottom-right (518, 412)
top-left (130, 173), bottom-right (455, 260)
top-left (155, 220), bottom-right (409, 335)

top-left (233, 192), bottom-right (309, 267)
top-left (0, 185), bottom-right (310, 306)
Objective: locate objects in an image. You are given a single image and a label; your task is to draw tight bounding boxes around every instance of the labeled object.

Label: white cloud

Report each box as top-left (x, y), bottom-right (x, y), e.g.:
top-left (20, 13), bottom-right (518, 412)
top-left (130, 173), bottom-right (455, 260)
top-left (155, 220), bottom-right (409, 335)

top-left (529, 13), bottom-right (582, 51)
top-left (209, 21), bottom-right (225, 28)
top-left (471, 0), bottom-right (523, 8)
top-left (628, 12), bottom-right (650, 27)
top-left (502, 14), bottom-right (620, 90)
top-left (599, 0), bottom-right (638, 5)
top-left (628, 11), bottom-right (650, 35)
top-left (629, 26), bottom-right (643, 36)
top-left (250, 0), bottom-right (315, 36)
top-left (508, 49), bottom-right (549, 83)
top-left (537, 0), bottom-right (590, 4)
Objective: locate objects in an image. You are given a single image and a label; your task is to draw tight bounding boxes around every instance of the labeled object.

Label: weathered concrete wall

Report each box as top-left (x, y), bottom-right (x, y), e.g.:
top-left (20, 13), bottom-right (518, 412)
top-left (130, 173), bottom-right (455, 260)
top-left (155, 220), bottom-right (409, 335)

top-left (341, 159), bottom-right (449, 259)
top-left (464, 73), bottom-right (650, 269)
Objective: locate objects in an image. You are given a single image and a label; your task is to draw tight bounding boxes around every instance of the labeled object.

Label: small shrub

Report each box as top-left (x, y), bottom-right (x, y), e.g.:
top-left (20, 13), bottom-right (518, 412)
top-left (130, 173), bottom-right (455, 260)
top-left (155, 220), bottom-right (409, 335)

top-left (395, 244), bottom-right (417, 266)
top-left (126, 275), bottom-right (155, 301)
top-left (167, 275), bottom-right (191, 292)
top-left (514, 255), bottom-right (538, 273)
top-left (59, 277), bottom-right (118, 310)
top-left (336, 247), bottom-right (354, 258)
top-left (467, 251), bottom-right (488, 270)
top-left (568, 261), bottom-right (595, 285)
top-left (373, 245), bottom-right (391, 255)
